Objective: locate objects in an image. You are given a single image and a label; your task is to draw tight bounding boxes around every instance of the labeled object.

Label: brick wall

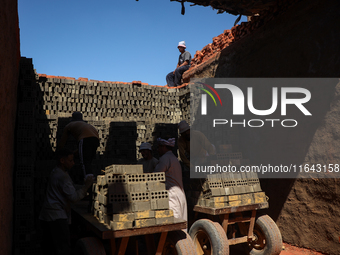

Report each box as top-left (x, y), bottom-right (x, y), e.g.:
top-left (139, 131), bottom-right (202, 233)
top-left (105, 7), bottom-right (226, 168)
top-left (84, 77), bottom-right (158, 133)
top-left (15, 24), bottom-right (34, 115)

top-left (13, 57), bottom-right (191, 254)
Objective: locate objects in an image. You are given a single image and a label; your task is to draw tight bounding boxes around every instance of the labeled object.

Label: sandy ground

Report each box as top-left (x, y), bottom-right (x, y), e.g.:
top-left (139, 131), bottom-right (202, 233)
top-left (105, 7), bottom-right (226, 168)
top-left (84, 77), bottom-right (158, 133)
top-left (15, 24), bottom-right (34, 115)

top-left (281, 243), bottom-right (327, 255)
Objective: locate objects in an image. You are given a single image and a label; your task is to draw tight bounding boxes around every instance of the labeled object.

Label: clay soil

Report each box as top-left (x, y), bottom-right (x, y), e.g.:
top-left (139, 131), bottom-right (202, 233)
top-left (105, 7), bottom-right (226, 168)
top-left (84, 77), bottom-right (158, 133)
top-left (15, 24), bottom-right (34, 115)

top-left (229, 242), bottom-right (327, 255)
top-left (281, 243), bottom-right (327, 255)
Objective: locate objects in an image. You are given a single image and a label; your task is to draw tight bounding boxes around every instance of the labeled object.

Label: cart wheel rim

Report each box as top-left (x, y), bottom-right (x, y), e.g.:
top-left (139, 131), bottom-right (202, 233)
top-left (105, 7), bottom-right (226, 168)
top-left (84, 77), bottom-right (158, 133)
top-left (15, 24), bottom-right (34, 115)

top-left (249, 228), bottom-right (266, 250)
top-left (193, 229), bottom-right (213, 255)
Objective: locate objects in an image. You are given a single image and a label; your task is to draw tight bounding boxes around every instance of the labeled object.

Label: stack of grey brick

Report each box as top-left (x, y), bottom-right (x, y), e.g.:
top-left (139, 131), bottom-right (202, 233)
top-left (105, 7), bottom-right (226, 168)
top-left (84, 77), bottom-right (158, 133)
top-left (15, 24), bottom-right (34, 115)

top-left (14, 57), bottom-right (191, 253)
top-left (13, 57), bottom-right (40, 255)
top-left (93, 164), bottom-right (175, 230)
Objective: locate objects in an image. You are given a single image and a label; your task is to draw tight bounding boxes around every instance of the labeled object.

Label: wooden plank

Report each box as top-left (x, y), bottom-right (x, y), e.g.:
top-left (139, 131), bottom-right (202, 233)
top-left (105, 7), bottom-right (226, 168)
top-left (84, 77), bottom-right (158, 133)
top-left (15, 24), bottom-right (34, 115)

top-left (117, 237), bottom-right (129, 255)
top-left (247, 210), bottom-right (256, 240)
top-left (72, 201), bottom-right (186, 240)
top-left (193, 202), bottom-right (269, 215)
top-left (145, 234), bottom-right (156, 254)
top-left (221, 214), bottom-right (229, 233)
top-left (155, 231), bottom-right (168, 255)
top-left (111, 221), bottom-right (186, 239)
top-left (227, 217), bottom-right (251, 224)
top-left (110, 238), bottom-right (116, 255)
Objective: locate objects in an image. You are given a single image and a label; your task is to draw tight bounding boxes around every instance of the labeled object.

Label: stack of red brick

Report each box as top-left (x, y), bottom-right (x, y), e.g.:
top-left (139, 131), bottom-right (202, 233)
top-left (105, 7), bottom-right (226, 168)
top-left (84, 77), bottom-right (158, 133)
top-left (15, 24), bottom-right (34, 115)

top-left (188, 0), bottom-right (300, 71)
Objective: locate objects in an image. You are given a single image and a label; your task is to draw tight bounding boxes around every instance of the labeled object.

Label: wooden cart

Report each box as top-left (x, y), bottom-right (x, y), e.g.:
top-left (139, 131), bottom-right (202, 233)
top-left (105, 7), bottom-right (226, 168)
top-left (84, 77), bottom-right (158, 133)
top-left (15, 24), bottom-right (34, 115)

top-left (189, 202), bottom-right (283, 255)
top-left (72, 201), bottom-right (196, 255)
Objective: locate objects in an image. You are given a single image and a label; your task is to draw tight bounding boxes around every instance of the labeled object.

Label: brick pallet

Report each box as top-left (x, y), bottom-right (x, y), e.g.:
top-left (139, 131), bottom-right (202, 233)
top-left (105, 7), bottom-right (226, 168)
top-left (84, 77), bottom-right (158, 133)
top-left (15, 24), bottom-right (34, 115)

top-left (93, 164), bottom-right (176, 231)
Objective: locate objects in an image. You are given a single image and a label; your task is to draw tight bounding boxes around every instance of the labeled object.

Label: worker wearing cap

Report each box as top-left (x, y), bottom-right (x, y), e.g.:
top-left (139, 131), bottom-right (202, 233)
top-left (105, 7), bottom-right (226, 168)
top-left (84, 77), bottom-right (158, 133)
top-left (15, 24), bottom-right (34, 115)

top-left (178, 120), bottom-right (216, 170)
top-left (166, 41), bottom-right (192, 87)
top-left (58, 112), bottom-right (99, 176)
top-left (154, 138), bottom-right (187, 224)
top-left (137, 142), bottom-right (158, 173)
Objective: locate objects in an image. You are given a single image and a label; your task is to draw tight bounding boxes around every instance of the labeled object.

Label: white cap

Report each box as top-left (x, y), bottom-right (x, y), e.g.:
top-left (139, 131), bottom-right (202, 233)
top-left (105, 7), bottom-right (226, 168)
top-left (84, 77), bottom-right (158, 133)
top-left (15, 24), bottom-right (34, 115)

top-left (178, 41), bottom-right (186, 48)
top-left (139, 142), bottom-right (152, 151)
top-left (178, 120), bottom-right (190, 134)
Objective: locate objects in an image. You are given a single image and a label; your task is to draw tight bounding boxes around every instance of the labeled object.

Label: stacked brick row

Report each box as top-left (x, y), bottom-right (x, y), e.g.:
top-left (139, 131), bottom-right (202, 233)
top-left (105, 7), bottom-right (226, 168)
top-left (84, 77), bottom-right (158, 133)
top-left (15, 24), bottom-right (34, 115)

top-left (93, 165), bottom-right (175, 230)
top-left (38, 76), bottom-right (183, 122)
top-left (185, 141), bottom-right (267, 209)
top-left (13, 57), bottom-right (192, 254)
top-left (13, 58), bottom-right (40, 255)
top-left (188, 0), bottom-right (301, 70)
top-left (35, 74), bottom-right (191, 163)
top-left (196, 172), bottom-right (266, 208)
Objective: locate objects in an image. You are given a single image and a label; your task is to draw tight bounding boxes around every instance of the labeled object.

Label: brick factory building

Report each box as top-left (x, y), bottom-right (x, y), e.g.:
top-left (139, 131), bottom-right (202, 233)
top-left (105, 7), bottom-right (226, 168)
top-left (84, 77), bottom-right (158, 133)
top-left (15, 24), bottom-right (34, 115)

top-left (1, 0), bottom-right (340, 254)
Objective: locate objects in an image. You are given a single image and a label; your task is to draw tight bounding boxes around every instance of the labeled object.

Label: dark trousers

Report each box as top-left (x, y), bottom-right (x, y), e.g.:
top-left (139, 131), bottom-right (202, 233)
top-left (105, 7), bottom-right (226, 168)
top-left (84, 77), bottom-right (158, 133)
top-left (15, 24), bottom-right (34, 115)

top-left (40, 219), bottom-right (71, 255)
top-left (166, 65), bottom-right (190, 87)
top-left (79, 137), bottom-right (99, 175)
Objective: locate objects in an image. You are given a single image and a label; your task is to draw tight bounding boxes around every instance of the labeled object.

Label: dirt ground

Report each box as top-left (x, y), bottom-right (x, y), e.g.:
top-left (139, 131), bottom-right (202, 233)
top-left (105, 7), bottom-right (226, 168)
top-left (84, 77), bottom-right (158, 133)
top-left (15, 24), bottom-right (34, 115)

top-left (229, 242), bottom-right (327, 255)
top-left (281, 243), bottom-right (327, 255)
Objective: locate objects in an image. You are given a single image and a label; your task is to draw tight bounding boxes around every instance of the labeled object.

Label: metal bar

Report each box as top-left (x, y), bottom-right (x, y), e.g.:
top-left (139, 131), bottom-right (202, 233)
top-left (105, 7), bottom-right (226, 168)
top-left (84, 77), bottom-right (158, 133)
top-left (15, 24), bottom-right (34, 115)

top-left (155, 231), bottom-right (168, 255)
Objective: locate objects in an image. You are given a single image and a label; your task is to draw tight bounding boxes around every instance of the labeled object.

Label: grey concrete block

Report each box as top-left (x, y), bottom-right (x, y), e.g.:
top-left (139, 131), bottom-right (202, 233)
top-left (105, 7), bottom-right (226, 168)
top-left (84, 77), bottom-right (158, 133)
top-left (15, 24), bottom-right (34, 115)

top-left (94, 201), bottom-right (99, 210)
top-left (150, 190), bottom-right (168, 200)
top-left (128, 192), bottom-right (150, 202)
top-left (98, 194), bottom-right (108, 205)
top-left (106, 174), bottom-right (128, 185)
top-left (151, 198), bottom-right (169, 210)
top-left (100, 204), bottom-right (112, 214)
top-left (155, 217), bottom-right (174, 225)
top-left (131, 200), bottom-right (151, 212)
top-left (110, 220), bottom-right (133, 231)
top-left (155, 209), bottom-right (174, 218)
top-left (146, 172), bottom-right (165, 182)
top-left (134, 218), bottom-right (156, 228)
top-left (111, 202), bottom-right (132, 214)
top-left (108, 183), bottom-right (128, 194)
top-left (134, 210), bottom-right (155, 219)
top-left (112, 213), bottom-right (135, 222)
top-left (127, 182), bottom-right (147, 193)
top-left (146, 182), bottom-right (166, 191)
top-left (109, 193), bottom-right (129, 203)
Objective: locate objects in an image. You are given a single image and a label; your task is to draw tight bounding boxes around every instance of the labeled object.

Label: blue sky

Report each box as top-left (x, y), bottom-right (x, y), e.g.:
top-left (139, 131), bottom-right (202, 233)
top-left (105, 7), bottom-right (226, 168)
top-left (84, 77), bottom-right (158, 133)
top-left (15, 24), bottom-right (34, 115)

top-left (18, 0), bottom-right (246, 85)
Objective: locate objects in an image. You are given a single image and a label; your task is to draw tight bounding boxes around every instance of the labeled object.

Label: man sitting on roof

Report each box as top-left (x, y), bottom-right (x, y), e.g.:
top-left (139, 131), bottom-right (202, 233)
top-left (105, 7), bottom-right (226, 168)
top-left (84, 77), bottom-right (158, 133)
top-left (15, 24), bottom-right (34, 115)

top-left (166, 41), bottom-right (191, 87)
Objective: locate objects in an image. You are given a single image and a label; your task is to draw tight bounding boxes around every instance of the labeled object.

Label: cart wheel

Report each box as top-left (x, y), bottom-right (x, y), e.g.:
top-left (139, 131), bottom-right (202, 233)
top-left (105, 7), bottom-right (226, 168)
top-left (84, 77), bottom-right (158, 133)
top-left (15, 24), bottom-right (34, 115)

top-left (74, 237), bottom-right (106, 255)
top-left (189, 219), bottom-right (229, 255)
top-left (163, 230), bottom-right (196, 255)
top-left (247, 215), bottom-right (282, 255)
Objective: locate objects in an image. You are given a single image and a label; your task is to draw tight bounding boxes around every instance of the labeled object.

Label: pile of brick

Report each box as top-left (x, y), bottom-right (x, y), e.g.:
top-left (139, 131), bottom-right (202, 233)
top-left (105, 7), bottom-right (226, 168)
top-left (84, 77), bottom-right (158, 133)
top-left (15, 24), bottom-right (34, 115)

top-left (92, 165), bottom-right (176, 230)
top-left (14, 57), bottom-right (192, 254)
top-left (13, 58), bottom-right (39, 255)
top-left (196, 172), bottom-right (266, 208)
top-left (187, 0), bottom-right (300, 73)
top-left (185, 142), bottom-right (267, 209)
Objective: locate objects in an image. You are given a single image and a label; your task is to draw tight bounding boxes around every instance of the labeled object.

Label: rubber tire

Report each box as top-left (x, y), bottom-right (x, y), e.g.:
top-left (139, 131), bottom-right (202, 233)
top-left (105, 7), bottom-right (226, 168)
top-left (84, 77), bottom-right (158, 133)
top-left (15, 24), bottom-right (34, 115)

top-left (74, 237), bottom-right (106, 255)
top-left (163, 230), bottom-right (197, 255)
top-left (248, 215), bottom-right (282, 255)
top-left (189, 219), bottom-right (229, 255)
